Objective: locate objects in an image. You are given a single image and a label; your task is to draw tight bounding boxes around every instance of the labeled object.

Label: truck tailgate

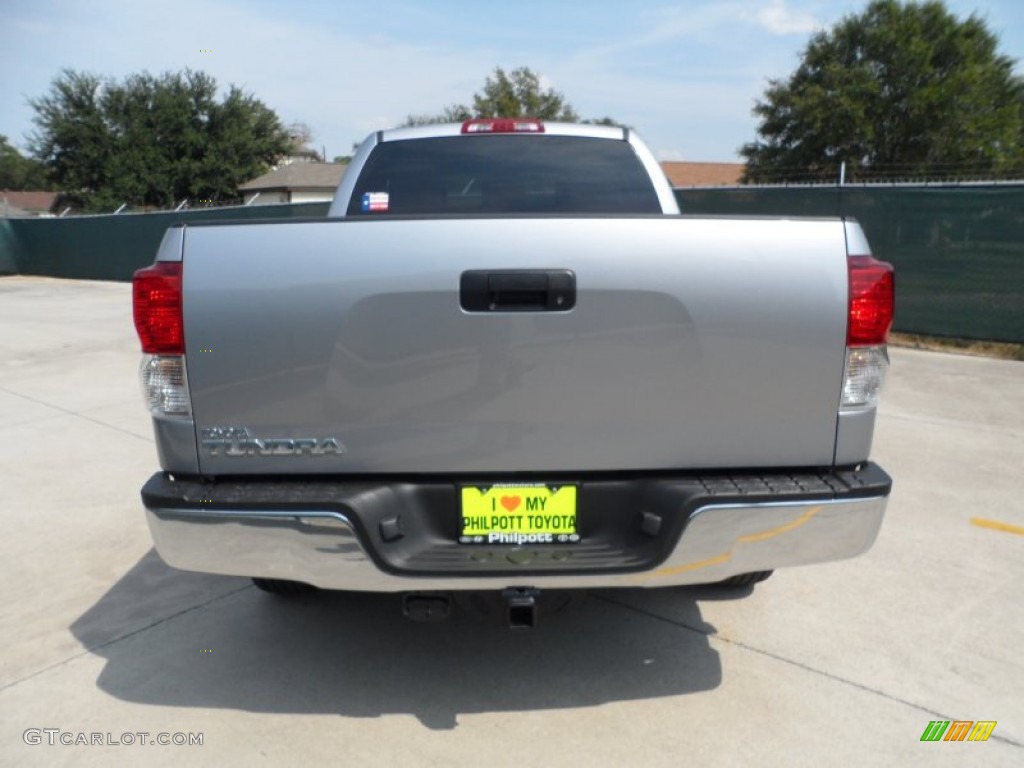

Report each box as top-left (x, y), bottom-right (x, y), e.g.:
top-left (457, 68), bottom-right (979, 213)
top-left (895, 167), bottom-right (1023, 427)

top-left (181, 216), bottom-right (849, 475)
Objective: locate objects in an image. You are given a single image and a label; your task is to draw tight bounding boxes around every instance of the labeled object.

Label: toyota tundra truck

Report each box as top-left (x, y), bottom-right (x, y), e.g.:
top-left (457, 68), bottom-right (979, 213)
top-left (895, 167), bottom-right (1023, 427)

top-left (134, 119), bottom-right (894, 626)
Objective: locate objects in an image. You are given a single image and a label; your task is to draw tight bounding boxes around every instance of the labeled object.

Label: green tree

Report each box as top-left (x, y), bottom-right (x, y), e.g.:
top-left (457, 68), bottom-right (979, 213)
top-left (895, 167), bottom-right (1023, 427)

top-left (741, 0), bottom-right (1024, 182)
top-left (402, 66), bottom-right (610, 126)
top-left (0, 135), bottom-right (51, 190)
top-left (28, 69), bottom-right (292, 211)
top-left (471, 67), bottom-right (578, 121)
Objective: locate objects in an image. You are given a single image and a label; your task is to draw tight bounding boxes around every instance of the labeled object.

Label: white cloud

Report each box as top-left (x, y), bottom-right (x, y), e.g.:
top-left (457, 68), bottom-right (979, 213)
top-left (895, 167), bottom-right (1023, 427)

top-left (575, 1), bottom-right (820, 57)
top-left (13, 0), bottom-right (497, 153)
top-left (752, 1), bottom-right (820, 36)
top-left (554, 56), bottom-right (762, 160)
top-left (2, 0), bottom-right (829, 162)
top-left (578, 4), bottom-right (743, 57)
top-left (657, 148), bottom-right (686, 162)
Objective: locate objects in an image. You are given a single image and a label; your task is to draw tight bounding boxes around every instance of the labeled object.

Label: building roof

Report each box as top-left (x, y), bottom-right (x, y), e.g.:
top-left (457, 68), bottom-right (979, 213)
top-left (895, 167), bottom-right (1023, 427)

top-left (238, 163), bottom-right (347, 192)
top-left (0, 190), bottom-right (57, 216)
top-left (661, 162), bottom-right (745, 187)
top-left (238, 160), bottom-right (744, 194)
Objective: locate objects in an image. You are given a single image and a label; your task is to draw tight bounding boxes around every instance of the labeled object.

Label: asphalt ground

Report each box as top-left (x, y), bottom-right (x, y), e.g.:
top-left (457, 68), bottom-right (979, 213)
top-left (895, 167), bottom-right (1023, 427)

top-left (1, 275), bottom-right (1021, 767)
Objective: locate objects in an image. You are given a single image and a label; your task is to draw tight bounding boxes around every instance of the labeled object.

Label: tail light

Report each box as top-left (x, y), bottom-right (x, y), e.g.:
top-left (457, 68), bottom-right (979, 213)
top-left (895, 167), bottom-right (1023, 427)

top-left (461, 118), bottom-right (545, 134)
top-left (842, 255), bottom-right (894, 409)
top-left (133, 261), bottom-right (190, 417)
top-left (133, 261), bottom-right (184, 354)
top-left (847, 255), bottom-right (894, 346)
top-left (139, 355), bottom-right (190, 416)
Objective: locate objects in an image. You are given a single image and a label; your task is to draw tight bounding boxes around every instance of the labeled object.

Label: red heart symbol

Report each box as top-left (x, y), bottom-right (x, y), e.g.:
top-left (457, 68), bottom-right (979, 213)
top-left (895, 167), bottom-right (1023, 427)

top-left (500, 495), bottom-right (521, 512)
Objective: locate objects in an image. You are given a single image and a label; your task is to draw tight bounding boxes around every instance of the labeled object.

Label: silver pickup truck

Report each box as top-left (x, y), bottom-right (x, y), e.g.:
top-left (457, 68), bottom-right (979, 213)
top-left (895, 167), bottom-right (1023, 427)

top-left (135, 119), bottom-right (893, 626)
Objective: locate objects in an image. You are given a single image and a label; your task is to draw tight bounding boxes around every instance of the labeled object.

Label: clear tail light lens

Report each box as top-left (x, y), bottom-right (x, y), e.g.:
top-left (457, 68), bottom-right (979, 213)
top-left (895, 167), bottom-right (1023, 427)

top-left (140, 355), bottom-right (191, 417)
top-left (841, 345), bottom-right (888, 409)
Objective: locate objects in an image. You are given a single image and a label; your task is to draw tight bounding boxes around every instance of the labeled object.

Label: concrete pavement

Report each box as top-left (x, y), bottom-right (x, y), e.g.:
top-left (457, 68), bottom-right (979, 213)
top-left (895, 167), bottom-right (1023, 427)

top-left (1, 276), bottom-right (1021, 767)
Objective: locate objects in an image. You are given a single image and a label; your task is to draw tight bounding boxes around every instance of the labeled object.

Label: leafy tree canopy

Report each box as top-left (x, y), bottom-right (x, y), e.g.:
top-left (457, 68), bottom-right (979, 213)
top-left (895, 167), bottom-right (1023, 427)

top-left (402, 66), bottom-right (622, 127)
top-left (0, 135), bottom-right (51, 190)
top-left (741, 0), bottom-right (1024, 182)
top-left (28, 69), bottom-right (292, 211)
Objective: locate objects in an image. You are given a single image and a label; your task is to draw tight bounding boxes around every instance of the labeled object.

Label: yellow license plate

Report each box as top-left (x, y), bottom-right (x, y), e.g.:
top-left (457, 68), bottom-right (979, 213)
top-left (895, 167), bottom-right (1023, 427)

top-left (459, 484), bottom-right (578, 545)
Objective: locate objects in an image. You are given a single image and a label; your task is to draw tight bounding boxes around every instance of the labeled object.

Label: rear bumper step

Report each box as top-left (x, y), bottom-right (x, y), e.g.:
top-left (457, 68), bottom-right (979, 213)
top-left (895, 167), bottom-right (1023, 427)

top-left (141, 465), bottom-right (891, 590)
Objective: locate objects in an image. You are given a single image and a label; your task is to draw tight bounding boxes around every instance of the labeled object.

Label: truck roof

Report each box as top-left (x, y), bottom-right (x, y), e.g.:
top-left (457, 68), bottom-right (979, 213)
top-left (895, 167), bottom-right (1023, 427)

top-left (376, 120), bottom-right (629, 143)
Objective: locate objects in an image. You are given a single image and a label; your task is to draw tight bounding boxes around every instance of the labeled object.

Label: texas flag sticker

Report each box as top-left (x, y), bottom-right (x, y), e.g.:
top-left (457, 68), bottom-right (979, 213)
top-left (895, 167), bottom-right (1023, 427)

top-left (361, 192), bottom-right (389, 212)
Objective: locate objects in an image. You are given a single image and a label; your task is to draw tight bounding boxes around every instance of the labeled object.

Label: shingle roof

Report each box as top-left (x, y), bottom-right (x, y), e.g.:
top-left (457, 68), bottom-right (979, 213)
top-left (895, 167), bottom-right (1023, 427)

top-left (661, 162), bottom-right (745, 187)
top-left (238, 161), bottom-right (744, 194)
top-left (0, 190), bottom-right (57, 214)
top-left (238, 163), bottom-right (347, 192)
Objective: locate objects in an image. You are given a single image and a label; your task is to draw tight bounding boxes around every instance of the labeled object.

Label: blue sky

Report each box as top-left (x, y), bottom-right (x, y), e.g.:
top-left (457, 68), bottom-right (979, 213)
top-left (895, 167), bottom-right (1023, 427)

top-left (2, 0), bottom-right (1021, 162)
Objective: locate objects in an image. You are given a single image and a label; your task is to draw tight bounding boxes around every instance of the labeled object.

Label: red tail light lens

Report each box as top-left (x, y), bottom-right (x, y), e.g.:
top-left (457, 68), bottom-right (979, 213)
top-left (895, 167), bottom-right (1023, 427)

top-left (133, 261), bottom-right (184, 354)
top-left (847, 255), bottom-right (894, 346)
top-left (461, 118), bottom-right (545, 134)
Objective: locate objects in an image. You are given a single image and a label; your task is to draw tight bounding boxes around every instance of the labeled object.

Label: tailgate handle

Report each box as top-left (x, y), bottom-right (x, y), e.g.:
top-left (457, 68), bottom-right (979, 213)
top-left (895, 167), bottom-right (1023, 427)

top-left (460, 270), bottom-right (576, 312)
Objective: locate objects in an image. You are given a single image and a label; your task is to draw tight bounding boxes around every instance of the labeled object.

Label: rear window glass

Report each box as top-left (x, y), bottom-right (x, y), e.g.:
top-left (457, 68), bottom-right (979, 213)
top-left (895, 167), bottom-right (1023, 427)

top-left (346, 135), bottom-right (661, 216)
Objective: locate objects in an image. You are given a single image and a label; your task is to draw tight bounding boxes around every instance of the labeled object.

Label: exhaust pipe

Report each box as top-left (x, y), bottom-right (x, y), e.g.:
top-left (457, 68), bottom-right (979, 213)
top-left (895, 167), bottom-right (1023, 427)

top-left (402, 592), bottom-right (452, 622)
top-left (502, 588), bottom-right (540, 631)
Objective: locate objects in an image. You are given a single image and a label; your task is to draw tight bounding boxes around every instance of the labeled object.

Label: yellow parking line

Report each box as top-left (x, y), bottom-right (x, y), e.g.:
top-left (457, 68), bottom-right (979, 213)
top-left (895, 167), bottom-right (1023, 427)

top-left (970, 517), bottom-right (1024, 536)
top-left (637, 505), bottom-right (824, 581)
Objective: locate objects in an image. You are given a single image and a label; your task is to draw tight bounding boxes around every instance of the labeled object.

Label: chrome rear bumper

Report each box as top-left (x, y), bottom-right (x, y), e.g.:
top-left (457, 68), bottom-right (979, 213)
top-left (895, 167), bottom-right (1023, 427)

top-left (142, 469), bottom-right (889, 590)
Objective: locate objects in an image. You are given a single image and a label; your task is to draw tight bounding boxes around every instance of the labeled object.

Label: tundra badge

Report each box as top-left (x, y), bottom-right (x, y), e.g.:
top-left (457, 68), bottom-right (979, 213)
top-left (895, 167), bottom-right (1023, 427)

top-left (201, 427), bottom-right (344, 457)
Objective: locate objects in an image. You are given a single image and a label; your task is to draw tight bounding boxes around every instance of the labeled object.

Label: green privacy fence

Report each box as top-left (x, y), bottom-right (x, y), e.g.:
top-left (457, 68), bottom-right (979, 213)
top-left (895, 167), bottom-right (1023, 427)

top-left (0, 202), bottom-right (330, 282)
top-left (675, 185), bottom-right (1024, 344)
top-left (0, 218), bottom-right (18, 275)
top-left (2, 188), bottom-right (1021, 342)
